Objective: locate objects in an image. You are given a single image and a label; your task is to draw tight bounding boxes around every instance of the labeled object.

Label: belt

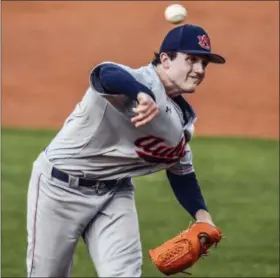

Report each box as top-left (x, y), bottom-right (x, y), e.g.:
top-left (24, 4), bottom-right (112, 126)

top-left (51, 167), bottom-right (120, 188)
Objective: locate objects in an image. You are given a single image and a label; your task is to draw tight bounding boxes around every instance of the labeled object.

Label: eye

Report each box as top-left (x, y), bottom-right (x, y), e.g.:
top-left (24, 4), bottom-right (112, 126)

top-left (186, 55), bottom-right (209, 69)
top-left (186, 56), bottom-right (198, 64)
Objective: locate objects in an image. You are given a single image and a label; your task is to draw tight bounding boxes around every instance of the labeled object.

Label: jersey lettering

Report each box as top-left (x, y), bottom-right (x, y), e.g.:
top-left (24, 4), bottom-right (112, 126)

top-left (134, 136), bottom-right (186, 164)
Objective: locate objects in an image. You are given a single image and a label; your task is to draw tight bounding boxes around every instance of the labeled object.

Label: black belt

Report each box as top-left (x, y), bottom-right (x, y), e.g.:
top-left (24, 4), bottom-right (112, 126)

top-left (51, 167), bottom-right (120, 188)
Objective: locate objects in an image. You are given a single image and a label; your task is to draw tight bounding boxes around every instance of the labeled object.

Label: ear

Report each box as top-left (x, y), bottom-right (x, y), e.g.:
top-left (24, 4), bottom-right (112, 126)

top-left (159, 52), bottom-right (170, 69)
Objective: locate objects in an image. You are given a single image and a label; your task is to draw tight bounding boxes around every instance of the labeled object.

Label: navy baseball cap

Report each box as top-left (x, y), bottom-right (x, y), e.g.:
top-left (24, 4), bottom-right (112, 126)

top-left (160, 24), bottom-right (226, 64)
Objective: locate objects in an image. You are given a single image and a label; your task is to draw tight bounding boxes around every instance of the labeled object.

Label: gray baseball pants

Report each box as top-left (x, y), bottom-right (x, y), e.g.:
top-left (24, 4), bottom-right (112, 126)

top-left (26, 152), bottom-right (142, 277)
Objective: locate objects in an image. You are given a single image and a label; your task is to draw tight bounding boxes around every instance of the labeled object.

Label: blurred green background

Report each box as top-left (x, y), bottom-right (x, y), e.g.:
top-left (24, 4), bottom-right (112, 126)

top-left (2, 128), bottom-right (279, 277)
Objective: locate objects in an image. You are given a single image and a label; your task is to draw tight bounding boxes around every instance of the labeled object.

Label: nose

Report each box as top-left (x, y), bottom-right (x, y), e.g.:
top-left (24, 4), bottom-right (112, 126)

top-left (193, 62), bottom-right (205, 74)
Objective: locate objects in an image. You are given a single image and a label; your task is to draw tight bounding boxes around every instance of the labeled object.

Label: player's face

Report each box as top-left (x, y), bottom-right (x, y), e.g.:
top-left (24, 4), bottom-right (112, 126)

top-left (163, 52), bottom-right (209, 94)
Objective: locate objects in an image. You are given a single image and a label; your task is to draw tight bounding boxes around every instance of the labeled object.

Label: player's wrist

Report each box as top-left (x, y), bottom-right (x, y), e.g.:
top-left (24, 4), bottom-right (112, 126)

top-left (195, 209), bottom-right (215, 226)
top-left (137, 91), bottom-right (156, 102)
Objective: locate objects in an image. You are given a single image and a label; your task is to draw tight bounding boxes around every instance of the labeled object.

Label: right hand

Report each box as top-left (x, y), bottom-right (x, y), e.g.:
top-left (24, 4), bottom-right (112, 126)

top-left (131, 92), bottom-right (159, 128)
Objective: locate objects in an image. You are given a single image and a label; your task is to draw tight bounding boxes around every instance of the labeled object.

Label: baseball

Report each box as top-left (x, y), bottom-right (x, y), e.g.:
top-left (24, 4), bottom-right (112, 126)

top-left (164, 4), bottom-right (187, 24)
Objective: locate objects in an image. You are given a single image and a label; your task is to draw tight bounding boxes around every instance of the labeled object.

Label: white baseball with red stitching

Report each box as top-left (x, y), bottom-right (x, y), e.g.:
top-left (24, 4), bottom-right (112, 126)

top-left (164, 4), bottom-right (187, 24)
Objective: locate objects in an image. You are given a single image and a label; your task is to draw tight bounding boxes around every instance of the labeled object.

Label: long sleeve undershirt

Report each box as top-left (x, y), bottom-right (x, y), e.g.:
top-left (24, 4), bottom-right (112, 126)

top-left (90, 63), bottom-right (155, 101)
top-left (166, 170), bottom-right (208, 219)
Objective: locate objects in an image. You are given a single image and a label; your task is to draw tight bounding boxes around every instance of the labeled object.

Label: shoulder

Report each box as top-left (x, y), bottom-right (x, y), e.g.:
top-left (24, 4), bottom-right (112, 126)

top-left (91, 62), bottom-right (153, 82)
top-left (90, 61), bottom-right (137, 76)
top-left (89, 62), bottom-right (135, 92)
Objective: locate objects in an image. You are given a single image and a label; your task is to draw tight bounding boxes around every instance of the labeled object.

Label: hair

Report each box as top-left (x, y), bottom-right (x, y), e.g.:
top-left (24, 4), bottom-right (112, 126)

top-left (151, 52), bottom-right (178, 66)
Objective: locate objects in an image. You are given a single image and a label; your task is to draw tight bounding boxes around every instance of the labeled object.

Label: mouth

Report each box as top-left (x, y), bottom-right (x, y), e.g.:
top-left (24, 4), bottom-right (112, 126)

top-left (188, 75), bottom-right (199, 79)
top-left (188, 76), bottom-right (200, 84)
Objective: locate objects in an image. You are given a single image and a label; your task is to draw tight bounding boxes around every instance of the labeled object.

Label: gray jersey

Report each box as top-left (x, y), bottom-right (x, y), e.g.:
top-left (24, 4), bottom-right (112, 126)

top-left (45, 62), bottom-right (196, 180)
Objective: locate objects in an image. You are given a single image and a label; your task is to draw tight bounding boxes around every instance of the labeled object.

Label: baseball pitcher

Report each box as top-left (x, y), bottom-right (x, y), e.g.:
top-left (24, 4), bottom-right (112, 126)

top-left (26, 24), bottom-right (226, 277)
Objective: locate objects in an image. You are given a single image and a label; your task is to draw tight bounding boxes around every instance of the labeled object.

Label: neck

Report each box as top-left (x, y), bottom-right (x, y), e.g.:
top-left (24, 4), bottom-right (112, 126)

top-left (154, 65), bottom-right (182, 98)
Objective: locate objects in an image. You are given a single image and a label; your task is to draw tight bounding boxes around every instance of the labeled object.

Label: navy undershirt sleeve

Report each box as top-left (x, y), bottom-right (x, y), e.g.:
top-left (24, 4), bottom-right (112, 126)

top-left (166, 170), bottom-right (208, 219)
top-left (90, 63), bottom-right (155, 101)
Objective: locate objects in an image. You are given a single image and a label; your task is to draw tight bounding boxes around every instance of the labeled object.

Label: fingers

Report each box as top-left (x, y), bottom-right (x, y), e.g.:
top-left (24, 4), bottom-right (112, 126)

top-left (131, 107), bottom-right (159, 128)
top-left (131, 92), bottom-right (159, 128)
top-left (131, 104), bottom-right (158, 126)
top-left (131, 99), bottom-right (155, 114)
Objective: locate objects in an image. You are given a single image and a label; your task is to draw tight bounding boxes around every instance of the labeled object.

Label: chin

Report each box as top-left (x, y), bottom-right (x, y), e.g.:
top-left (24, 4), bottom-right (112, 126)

top-left (182, 86), bottom-right (197, 94)
top-left (178, 82), bottom-right (198, 93)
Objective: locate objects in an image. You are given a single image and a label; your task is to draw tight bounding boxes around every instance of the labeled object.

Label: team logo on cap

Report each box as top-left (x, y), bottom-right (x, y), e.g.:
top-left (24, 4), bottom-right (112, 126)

top-left (198, 35), bottom-right (210, 50)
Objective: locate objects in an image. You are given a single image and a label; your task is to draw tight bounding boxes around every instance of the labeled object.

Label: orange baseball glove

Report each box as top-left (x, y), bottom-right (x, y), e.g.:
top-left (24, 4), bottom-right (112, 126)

top-left (148, 222), bottom-right (222, 276)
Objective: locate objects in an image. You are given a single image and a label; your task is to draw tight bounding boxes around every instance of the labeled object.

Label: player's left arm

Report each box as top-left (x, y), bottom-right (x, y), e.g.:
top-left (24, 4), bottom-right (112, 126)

top-left (166, 144), bottom-right (214, 225)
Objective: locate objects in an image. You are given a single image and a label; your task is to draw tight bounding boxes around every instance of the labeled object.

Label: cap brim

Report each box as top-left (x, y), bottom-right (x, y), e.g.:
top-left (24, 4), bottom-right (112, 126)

top-left (181, 50), bottom-right (226, 64)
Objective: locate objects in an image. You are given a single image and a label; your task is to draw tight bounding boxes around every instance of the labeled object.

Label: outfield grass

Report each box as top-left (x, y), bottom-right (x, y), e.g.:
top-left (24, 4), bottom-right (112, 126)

top-left (1, 128), bottom-right (279, 277)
